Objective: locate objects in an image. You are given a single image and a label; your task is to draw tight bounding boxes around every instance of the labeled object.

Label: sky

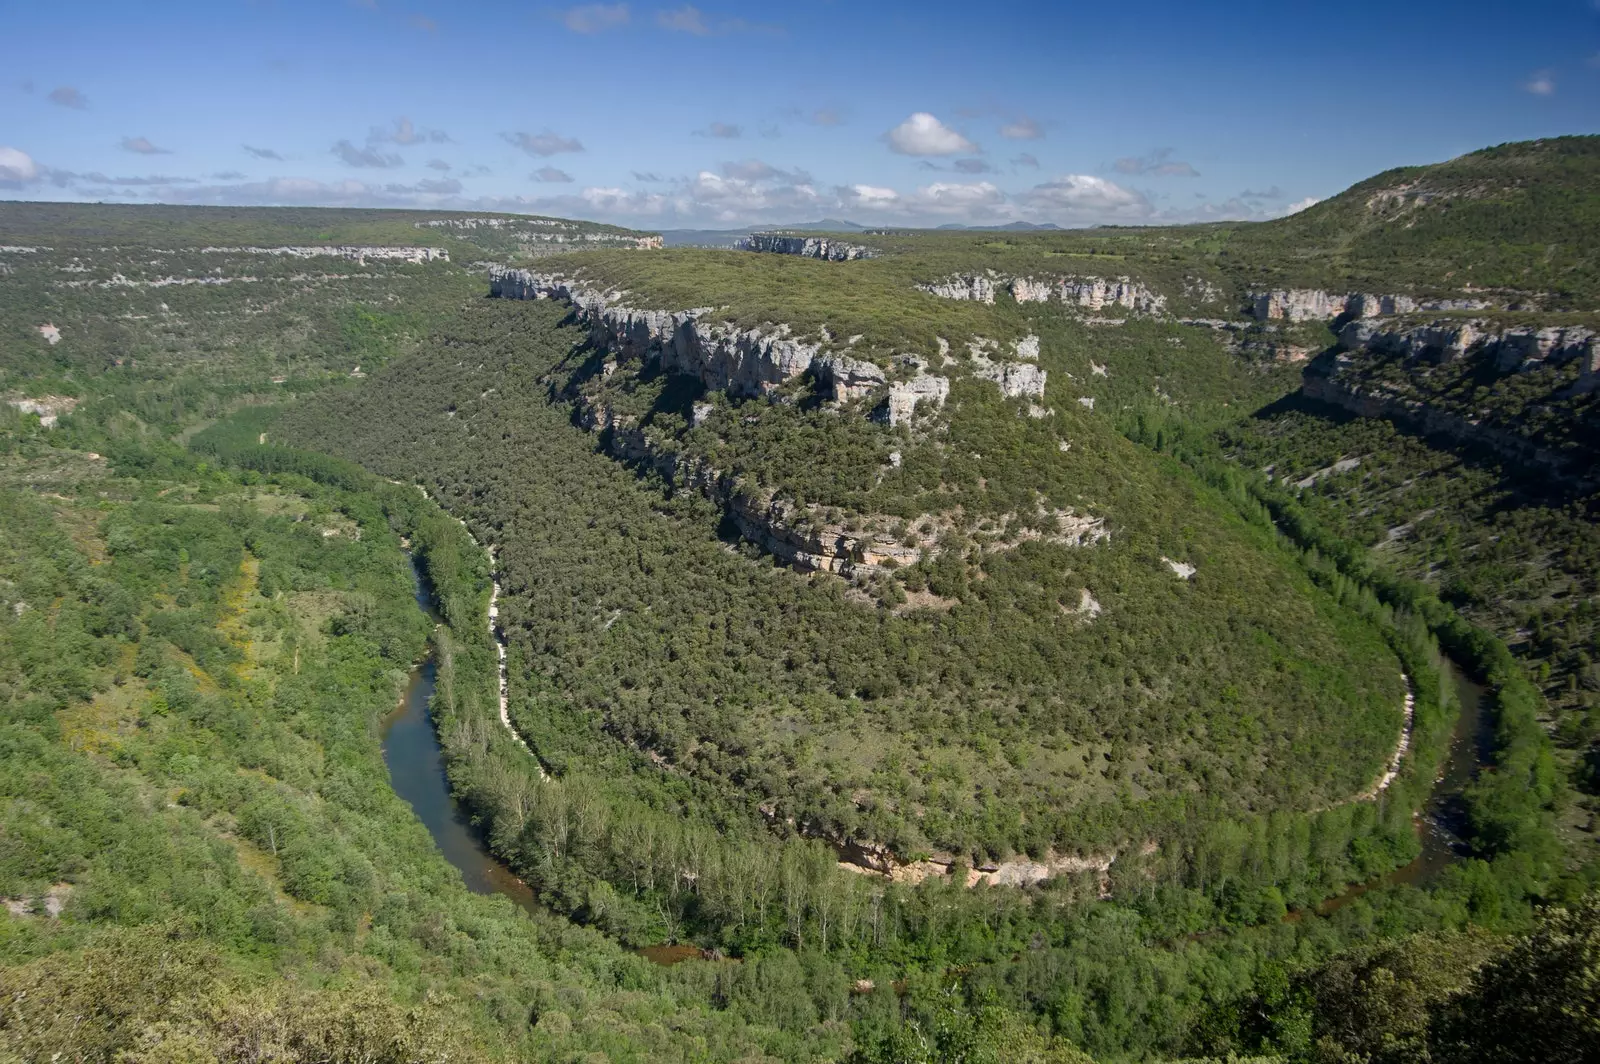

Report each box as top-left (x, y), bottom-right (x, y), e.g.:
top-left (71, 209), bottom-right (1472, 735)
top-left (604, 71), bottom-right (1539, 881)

top-left (1, 0), bottom-right (1597, 230)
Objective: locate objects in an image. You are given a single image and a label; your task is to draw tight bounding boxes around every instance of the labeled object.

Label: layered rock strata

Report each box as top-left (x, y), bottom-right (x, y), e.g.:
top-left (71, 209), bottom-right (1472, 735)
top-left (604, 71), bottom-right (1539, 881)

top-left (741, 234), bottom-right (876, 260)
top-left (922, 272), bottom-right (1166, 313)
top-left (1248, 288), bottom-right (1491, 323)
top-left (1337, 318), bottom-right (1597, 377)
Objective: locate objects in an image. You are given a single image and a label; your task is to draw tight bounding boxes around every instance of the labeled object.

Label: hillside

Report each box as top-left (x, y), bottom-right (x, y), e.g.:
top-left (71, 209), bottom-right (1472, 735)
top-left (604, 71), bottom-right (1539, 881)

top-left (0, 137), bottom-right (1596, 1062)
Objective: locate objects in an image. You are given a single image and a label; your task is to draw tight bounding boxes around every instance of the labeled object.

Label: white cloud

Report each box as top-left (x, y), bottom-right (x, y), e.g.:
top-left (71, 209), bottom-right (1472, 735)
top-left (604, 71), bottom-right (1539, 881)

top-left (657, 4), bottom-right (708, 33)
top-left (533, 166), bottom-right (574, 182)
top-left (561, 3), bottom-right (629, 32)
top-left (120, 136), bottom-right (171, 155)
top-left (1284, 196), bottom-right (1320, 215)
top-left (885, 113), bottom-right (977, 156)
top-left (0, 146), bottom-right (41, 185)
top-left (1020, 174), bottom-right (1151, 221)
top-left (371, 117), bottom-right (450, 145)
top-left (1114, 148), bottom-right (1199, 177)
top-left (504, 131), bottom-right (585, 156)
top-left (1523, 70), bottom-right (1555, 95)
top-left (839, 184), bottom-right (899, 208)
top-left (999, 116), bottom-right (1042, 140)
top-left (47, 86), bottom-right (87, 109)
top-left (332, 140), bottom-right (403, 168)
top-left (905, 180), bottom-right (1007, 215)
top-left (721, 158), bottom-right (810, 183)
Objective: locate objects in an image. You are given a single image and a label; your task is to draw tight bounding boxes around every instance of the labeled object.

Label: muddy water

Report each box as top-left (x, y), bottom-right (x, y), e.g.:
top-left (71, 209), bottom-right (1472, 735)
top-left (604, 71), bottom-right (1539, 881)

top-left (380, 556), bottom-right (542, 918)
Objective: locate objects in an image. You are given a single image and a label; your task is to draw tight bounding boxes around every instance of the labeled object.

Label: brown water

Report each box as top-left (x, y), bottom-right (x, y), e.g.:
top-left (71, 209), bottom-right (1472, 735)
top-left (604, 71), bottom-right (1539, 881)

top-left (380, 556), bottom-right (542, 918)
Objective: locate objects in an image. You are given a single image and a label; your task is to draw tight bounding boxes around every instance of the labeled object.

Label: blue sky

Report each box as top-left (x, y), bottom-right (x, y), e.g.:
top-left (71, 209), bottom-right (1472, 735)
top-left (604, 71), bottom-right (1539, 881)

top-left (1, 0), bottom-right (1596, 228)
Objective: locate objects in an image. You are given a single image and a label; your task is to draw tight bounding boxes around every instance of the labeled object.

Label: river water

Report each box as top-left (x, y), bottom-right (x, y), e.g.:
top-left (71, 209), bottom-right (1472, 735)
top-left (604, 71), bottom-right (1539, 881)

top-left (380, 556), bottom-right (542, 917)
top-left (383, 554), bottom-right (1493, 935)
top-left (1310, 656), bottom-right (1488, 916)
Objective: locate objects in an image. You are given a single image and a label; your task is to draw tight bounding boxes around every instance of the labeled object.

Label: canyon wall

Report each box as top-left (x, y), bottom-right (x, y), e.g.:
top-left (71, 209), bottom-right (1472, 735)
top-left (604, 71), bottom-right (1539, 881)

top-left (740, 234), bottom-right (876, 261)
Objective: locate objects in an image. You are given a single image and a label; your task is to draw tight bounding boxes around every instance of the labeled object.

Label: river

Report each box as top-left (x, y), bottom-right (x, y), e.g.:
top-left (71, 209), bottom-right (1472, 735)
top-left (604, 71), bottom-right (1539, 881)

top-left (1310, 656), bottom-right (1489, 915)
top-left (384, 553), bottom-right (1493, 938)
top-left (380, 555), bottom-right (542, 917)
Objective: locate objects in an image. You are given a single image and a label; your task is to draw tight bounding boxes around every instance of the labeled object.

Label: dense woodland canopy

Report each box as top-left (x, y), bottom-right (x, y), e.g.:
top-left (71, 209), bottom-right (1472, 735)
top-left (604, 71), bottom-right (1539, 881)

top-left (0, 137), bottom-right (1597, 1061)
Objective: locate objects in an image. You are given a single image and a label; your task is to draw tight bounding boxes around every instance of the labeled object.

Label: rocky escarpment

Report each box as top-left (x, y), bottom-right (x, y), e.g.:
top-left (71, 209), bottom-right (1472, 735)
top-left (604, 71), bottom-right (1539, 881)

top-left (489, 267), bottom-right (1040, 419)
top-left (1248, 288), bottom-right (1491, 323)
top-left (1337, 318), bottom-right (1597, 381)
top-left (1304, 320), bottom-right (1599, 486)
top-left (197, 245), bottom-right (449, 263)
top-left (1013, 275), bottom-right (1167, 314)
top-left (490, 267), bottom-right (1088, 574)
top-left (921, 272), bottom-right (1167, 314)
top-left (740, 234), bottom-right (876, 261)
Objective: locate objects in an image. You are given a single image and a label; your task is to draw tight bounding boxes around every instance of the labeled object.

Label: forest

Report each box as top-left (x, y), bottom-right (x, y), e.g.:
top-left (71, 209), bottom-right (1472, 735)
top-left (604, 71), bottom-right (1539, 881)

top-left (0, 139), bottom-right (1597, 1062)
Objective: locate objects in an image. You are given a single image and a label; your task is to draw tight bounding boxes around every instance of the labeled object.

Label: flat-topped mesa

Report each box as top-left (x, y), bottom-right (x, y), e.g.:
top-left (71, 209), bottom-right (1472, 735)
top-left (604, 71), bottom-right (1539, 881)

top-left (1249, 287), bottom-right (1491, 322)
top-left (741, 234), bottom-right (876, 261)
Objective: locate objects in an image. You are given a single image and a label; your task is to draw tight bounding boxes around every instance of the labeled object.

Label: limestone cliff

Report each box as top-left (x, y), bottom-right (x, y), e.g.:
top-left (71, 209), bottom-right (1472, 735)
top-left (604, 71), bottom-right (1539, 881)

top-left (922, 272), bottom-right (1167, 314)
top-left (1249, 288), bottom-right (1491, 322)
top-left (489, 266), bottom-right (1095, 575)
top-left (1304, 318), bottom-right (1598, 486)
top-left (741, 234), bottom-right (875, 261)
top-left (1337, 317), bottom-right (1597, 378)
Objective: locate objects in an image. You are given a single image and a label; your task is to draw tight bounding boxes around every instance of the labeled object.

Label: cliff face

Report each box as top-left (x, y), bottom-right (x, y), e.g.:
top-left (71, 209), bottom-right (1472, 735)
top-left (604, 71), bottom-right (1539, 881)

top-left (1249, 288), bottom-right (1491, 322)
top-left (741, 234), bottom-right (875, 261)
top-left (1337, 317), bottom-right (1597, 379)
top-left (921, 272), bottom-right (1166, 313)
top-left (489, 266), bottom-right (1085, 575)
top-left (1305, 318), bottom-right (1599, 486)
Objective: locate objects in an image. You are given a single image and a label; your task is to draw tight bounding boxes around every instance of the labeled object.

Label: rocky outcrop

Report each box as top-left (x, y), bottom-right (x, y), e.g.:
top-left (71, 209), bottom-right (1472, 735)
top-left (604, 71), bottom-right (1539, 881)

top-left (1303, 353), bottom-right (1596, 485)
top-left (813, 353), bottom-right (885, 401)
top-left (741, 234), bottom-right (875, 261)
top-left (1051, 277), bottom-right (1166, 314)
top-left (1249, 288), bottom-right (1490, 322)
top-left (492, 267), bottom-right (821, 399)
top-left (7, 395), bottom-right (77, 428)
top-left (967, 341), bottom-right (1047, 399)
top-left (197, 245), bottom-right (449, 262)
top-left (1338, 317), bottom-right (1597, 376)
top-left (917, 273), bottom-right (999, 303)
top-left (880, 374), bottom-right (951, 426)
top-left (927, 272), bottom-right (1166, 314)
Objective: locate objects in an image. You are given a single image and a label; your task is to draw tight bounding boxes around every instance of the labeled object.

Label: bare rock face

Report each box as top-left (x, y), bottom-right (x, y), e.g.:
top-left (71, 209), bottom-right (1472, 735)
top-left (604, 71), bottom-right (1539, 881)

top-left (198, 244), bottom-right (448, 263)
top-left (741, 234), bottom-right (875, 261)
top-left (491, 267), bottom-right (821, 399)
top-left (928, 272), bottom-right (1167, 314)
top-left (917, 273), bottom-right (999, 303)
top-left (1012, 334), bottom-right (1041, 361)
top-left (1338, 317), bottom-right (1596, 373)
top-left (1251, 288), bottom-right (1492, 322)
top-left (880, 374), bottom-right (951, 426)
top-left (814, 353), bottom-right (886, 402)
top-left (1054, 276), bottom-right (1166, 314)
top-left (967, 347), bottom-right (1046, 398)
